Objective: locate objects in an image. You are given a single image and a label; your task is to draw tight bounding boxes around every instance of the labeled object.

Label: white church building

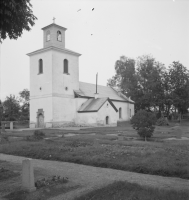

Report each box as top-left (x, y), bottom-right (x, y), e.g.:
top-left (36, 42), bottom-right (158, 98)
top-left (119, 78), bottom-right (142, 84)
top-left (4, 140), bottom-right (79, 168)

top-left (27, 22), bottom-right (134, 128)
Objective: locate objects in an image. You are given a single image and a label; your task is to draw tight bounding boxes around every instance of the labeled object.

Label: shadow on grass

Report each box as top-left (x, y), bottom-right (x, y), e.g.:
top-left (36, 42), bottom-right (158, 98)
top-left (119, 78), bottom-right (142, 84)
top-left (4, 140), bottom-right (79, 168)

top-left (74, 181), bottom-right (189, 200)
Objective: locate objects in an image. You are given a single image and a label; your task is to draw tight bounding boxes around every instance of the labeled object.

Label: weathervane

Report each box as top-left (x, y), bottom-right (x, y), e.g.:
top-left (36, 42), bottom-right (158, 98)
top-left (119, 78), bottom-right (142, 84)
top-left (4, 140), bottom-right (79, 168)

top-left (53, 17), bottom-right (56, 24)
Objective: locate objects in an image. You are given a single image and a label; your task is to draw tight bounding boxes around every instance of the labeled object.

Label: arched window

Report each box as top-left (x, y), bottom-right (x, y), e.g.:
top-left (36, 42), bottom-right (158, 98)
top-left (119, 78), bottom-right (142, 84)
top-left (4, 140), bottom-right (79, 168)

top-left (119, 108), bottom-right (122, 119)
top-left (39, 59), bottom-right (43, 74)
top-left (106, 116), bottom-right (109, 125)
top-left (63, 59), bottom-right (68, 74)
top-left (57, 31), bottom-right (62, 41)
top-left (46, 30), bottom-right (50, 41)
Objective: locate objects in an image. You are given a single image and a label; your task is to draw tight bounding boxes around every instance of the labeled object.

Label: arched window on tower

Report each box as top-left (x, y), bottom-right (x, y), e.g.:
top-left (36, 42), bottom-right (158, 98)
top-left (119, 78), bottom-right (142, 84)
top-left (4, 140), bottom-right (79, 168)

top-left (57, 31), bottom-right (62, 41)
top-left (63, 59), bottom-right (68, 74)
top-left (119, 107), bottom-right (122, 119)
top-left (39, 59), bottom-right (43, 74)
top-left (46, 30), bottom-right (50, 41)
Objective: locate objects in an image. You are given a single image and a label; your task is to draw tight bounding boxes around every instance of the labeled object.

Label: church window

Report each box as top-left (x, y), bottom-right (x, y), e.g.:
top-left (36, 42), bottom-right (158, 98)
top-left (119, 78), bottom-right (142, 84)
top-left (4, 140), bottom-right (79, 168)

top-left (39, 59), bottom-right (43, 74)
top-left (46, 30), bottom-right (50, 41)
top-left (57, 31), bottom-right (62, 41)
top-left (63, 59), bottom-right (68, 74)
top-left (119, 108), bottom-right (122, 119)
top-left (106, 116), bottom-right (109, 125)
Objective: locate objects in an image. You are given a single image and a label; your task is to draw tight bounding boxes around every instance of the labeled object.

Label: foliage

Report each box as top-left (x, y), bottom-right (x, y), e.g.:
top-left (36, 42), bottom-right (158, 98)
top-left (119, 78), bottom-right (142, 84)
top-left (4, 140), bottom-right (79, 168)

top-left (130, 110), bottom-right (157, 141)
top-left (108, 55), bottom-right (189, 118)
top-left (19, 89), bottom-right (30, 120)
top-left (0, 135), bottom-right (9, 143)
top-left (35, 176), bottom-right (68, 189)
top-left (1, 89), bottom-right (30, 121)
top-left (33, 130), bottom-right (45, 140)
top-left (156, 117), bottom-right (169, 126)
top-left (2, 95), bottom-right (20, 121)
top-left (0, 125), bottom-right (189, 179)
top-left (0, 0), bottom-right (37, 42)
top-left (168, 62), bottom-right (189, 117)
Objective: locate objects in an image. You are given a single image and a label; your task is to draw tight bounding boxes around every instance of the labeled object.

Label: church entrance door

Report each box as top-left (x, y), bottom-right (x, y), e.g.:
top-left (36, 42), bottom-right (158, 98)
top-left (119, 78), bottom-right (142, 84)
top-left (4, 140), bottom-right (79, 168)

top-left (38, 114), bottom-right (44, 128)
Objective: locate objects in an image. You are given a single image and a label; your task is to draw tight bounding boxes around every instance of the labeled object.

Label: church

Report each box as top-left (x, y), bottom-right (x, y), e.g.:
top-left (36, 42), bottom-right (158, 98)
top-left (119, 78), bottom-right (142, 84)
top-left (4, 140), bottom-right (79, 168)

top-left (27, 22), bottom-right (134, 128)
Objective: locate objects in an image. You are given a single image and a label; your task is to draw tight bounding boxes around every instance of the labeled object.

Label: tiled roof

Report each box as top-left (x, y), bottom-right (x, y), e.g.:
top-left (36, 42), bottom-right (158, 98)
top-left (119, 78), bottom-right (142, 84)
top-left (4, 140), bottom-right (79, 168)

top-left (77, 82), bottom-right (133, 103)
top-left (78, 98), bottom-right (118, 113)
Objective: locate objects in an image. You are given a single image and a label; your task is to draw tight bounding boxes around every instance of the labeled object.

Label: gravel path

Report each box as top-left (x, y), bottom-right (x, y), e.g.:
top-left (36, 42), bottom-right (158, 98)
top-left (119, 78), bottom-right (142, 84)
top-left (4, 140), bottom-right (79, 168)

top-left (0, 153), bottom-right (189, 200)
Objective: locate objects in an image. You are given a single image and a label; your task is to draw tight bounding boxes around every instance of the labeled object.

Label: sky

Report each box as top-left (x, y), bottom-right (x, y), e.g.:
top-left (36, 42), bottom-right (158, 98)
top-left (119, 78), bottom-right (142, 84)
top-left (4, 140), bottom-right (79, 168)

top-left (0, 0), bottom-right (189, 101)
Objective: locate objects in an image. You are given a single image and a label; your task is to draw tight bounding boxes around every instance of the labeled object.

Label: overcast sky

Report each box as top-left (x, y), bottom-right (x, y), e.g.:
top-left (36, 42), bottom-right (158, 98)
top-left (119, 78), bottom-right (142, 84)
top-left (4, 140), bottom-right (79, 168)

top-left (0, 0), bottom-right (189, 101)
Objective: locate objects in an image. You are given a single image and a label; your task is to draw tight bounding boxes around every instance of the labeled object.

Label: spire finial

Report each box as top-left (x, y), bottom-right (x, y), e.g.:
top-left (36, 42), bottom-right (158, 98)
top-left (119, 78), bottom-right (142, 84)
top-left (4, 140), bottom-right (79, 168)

top-left (53, 17), bottom-right (56, 24)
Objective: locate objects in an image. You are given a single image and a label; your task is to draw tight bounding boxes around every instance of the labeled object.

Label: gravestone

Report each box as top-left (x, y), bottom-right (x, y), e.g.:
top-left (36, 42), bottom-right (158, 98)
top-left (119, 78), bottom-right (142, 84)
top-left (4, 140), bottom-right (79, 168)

top-left (10, 122), bottom-right (14, 130)
top-left (22, 159), bottom-right (36, 192)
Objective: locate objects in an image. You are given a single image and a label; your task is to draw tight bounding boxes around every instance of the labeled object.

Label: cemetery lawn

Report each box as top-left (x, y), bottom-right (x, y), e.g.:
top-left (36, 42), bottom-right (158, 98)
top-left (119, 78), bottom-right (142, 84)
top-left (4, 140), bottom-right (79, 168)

top-left (74, 181), bottom-right (189, 200)
top-left (0, 121), bottom-right (189, 179)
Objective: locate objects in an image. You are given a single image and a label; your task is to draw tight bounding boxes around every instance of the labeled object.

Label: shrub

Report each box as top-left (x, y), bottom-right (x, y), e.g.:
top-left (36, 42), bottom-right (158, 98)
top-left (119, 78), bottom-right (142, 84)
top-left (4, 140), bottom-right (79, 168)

top-left (156, 117), bottom-right (169, 126)
top-left (33, 130), bottom-right (45, 140)
top-left (0, 134), bottom-right (9, 143)
top-left (130, 110), bottom-right (157, 141)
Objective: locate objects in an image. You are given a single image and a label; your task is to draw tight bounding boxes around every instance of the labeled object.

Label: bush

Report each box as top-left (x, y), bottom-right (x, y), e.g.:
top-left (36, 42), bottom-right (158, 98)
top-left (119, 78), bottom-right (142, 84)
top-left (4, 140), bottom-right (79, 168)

top-left (33, 130), bottom-right (45, 140)
top-left (0, 134), bottom-right (9, 143)
top-left (130, 110), bottom-right (157, 141)
top-left (156, 117), bottom-right (169, 126)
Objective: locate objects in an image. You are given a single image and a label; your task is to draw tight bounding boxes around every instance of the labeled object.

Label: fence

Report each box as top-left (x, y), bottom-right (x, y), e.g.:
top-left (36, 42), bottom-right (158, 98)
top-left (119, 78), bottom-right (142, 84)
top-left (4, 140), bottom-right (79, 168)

top-left (0, 120), bottom-right (29, 129)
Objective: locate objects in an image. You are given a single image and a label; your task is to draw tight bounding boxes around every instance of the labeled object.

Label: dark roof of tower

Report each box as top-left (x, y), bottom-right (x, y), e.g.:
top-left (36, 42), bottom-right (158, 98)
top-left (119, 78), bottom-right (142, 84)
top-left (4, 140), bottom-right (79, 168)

top-left (41, 23), bottom-right (67, 31)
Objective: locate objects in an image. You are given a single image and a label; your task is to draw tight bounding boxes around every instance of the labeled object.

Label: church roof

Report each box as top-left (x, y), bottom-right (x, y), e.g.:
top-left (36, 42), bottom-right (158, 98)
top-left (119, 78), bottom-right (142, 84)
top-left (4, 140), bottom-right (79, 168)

top-left (27, 46), bottom-right (81, 57)
top-left (78, 98), bottom-right (118, 113)
top-left (41, 23), bottom-right (67, 31)
top-left (75, 82), bottom-right (134, 103)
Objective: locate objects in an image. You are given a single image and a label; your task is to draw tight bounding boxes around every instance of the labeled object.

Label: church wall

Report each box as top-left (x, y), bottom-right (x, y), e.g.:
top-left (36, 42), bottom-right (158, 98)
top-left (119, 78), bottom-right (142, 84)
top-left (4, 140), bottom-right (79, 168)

top-left (52, 50), bottom-right (79, 97)
top-left (29, 50), bottom-right (53, 128)
top-left (30, 51), bottom-right (53, 97)
top-left (75, 112), bottom-right (98, 125)
top-left (52, 97), bottom-right (76, 127)
top-left (30, 97), bottom-right (53, 128)
top-left (112, 101), bottom-right (134, 121)
top-left (97, 101), bottom-right (119, 125)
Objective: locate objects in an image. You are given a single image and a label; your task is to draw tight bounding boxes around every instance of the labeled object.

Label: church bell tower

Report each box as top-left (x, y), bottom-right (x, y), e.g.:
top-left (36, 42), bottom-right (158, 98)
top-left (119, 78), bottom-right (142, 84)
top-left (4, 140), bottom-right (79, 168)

top-left (27, 20), bottom-right (81, 128)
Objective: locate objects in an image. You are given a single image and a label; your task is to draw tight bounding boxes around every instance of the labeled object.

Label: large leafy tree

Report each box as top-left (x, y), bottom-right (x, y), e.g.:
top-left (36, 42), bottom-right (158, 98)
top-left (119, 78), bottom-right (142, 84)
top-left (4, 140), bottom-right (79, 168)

top-left (19, 89), bottom-right (30, 120)
top-left (168, 61), bottom-right (189, 120)
top-left (136, 55), bottom-right (165, 112)
top-left (108, 55), bottom-right (165, 112)
top-left (3, 95), bottom-right (20, 121)
top-left (0, 0), bottom-right (37, 42)
top-left (108, 55), bottom-right (189, 119)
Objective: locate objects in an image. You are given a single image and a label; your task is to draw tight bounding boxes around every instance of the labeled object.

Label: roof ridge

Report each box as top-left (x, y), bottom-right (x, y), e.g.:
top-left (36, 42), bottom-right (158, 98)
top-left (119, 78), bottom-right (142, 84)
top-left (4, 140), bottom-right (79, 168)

top-left (79, 81), bottom-right (109, 88)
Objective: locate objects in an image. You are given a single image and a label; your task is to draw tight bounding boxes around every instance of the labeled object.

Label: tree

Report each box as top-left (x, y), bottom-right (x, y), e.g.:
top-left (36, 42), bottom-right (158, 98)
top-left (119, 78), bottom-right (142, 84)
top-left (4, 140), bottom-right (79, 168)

top-left (168, 61), bottom-right (189, 121)
top-left (3, 95), bottom-right (20, 121)
top-left (19, 89), bottom-right (30, 120)
top-left (108, 55), bottom-right (165, 112)
top-left (130, 110), bottom-right (157, 141)
top-left (0, 0), bottom-right (37, 42)
top-left (19, 89), bottom-right (30, 103)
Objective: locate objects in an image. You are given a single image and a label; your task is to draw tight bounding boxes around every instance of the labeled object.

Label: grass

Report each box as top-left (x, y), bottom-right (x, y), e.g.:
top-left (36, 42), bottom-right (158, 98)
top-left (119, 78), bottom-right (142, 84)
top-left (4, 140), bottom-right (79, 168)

top-left (4, 185), bottom-right (80, 200)
top-left (74, 181), bottom-right (189, 200)
top-left (0, 121), bottom-right (189, 179)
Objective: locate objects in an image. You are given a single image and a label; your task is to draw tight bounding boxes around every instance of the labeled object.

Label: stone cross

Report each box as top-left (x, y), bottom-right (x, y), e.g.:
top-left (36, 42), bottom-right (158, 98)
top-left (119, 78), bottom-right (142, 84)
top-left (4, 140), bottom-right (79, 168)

top-left (53, 17), bottom-right (56, 23)
top-left (22, 159), bottom-right (36, 192)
